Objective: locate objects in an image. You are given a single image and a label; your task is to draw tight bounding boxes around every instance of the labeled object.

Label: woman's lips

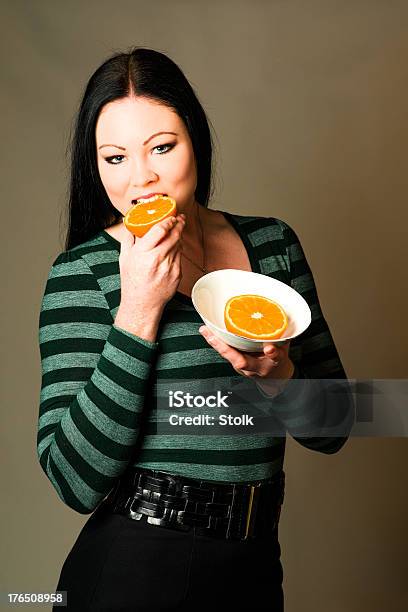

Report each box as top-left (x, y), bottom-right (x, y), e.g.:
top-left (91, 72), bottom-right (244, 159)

top-left (132, 192), bottom-right (168, 204)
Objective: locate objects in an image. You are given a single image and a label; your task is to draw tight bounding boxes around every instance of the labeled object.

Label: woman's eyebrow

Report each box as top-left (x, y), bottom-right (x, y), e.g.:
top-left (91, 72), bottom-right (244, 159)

top-left (143, 131), bottom-right (178, 145)
top-left (98, 131), bottom-right (178, 150)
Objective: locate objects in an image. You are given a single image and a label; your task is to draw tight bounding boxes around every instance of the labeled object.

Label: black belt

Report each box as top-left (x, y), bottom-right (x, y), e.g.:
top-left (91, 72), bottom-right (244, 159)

top-left (102, 467), bottom-right (285, 541)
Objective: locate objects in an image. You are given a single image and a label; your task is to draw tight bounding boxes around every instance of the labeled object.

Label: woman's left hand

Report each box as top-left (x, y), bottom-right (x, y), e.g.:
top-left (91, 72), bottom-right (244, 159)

top-left (199, 326), bottom-right (295, 386)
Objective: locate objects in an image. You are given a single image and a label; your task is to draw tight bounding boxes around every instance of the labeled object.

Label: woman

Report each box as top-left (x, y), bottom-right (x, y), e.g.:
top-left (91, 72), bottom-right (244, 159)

top-left (37, 47), bottom-right (353, 611)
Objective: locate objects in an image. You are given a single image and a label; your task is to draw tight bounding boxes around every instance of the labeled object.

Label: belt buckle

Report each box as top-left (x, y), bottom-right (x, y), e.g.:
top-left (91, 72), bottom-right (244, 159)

top-left (243, 483), bottom-right (261, 540)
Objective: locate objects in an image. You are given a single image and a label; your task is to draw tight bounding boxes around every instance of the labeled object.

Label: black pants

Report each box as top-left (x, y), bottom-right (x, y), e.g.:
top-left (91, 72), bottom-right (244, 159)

top-left (54, 501), bottom-right (284, 611)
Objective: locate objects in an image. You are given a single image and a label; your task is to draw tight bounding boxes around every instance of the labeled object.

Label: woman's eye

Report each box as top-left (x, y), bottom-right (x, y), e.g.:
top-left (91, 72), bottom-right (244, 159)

top-left (152, 143), bottom-right (174, 155)
top-left (104, 144), bottom-right (174, 163)
top-left (105, 155), bottom-right (124, 164)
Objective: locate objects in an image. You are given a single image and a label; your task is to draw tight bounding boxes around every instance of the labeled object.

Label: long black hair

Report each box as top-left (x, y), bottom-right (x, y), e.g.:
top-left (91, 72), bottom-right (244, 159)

top-left (63, 47), bottom-right (216, 250)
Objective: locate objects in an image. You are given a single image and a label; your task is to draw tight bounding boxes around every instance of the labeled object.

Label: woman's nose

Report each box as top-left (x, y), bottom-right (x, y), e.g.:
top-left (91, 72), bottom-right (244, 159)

top-left (130, 157), bottom-right (158, 186)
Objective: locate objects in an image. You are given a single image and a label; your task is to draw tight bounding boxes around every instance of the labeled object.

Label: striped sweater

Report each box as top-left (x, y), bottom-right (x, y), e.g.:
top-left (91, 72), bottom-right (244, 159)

top-left (37, 212), bottom-right (350, 514)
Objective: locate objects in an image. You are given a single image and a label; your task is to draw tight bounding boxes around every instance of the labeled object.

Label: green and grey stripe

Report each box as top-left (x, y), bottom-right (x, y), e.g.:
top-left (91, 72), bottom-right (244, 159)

top-left (37, 212), bottom-right (348, 514)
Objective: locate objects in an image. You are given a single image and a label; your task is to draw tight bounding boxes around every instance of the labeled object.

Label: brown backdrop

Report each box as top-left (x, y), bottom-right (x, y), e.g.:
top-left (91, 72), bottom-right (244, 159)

top-left (2, 1), bottom-right (407, 610)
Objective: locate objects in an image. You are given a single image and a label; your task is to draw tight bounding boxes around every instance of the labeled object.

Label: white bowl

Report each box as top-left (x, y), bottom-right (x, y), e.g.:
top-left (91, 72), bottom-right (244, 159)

top-left (191, 269), bottom-right (311, 352)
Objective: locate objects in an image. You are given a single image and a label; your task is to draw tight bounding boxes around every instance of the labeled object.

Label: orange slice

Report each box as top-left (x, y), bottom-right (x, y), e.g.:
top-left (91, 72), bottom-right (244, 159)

top-left (224, 294), bottom-right (288, 340)
top-left (123, 195), bottom-right (177, 237)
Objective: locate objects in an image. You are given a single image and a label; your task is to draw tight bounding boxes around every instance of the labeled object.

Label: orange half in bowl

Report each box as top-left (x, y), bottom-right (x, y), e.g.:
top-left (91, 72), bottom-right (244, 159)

top-left (124, 195), bottom-right (177, 237)
top-left (224, 294), bottom-right (288, 340)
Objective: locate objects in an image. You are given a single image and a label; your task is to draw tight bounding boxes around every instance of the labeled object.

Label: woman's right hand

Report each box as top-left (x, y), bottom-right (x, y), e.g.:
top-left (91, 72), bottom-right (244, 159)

top-left (117, 213), bottom-right (186, 317)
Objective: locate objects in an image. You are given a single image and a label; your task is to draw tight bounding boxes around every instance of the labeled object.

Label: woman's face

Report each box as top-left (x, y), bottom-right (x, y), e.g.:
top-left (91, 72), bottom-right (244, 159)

top-left (96, 96), bottom-right (197, 217)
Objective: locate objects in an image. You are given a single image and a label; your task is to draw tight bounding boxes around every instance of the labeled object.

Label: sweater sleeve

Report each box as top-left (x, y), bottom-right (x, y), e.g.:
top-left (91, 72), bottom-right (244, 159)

top-left (37, 251), bottom-right (159, 514)
top-left (267, 220), bottom-right (354, 454)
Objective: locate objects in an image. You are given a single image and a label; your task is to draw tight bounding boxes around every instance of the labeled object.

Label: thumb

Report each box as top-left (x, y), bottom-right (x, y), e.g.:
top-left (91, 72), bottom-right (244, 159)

top-left (120, 227), bottom-right (136, 254)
